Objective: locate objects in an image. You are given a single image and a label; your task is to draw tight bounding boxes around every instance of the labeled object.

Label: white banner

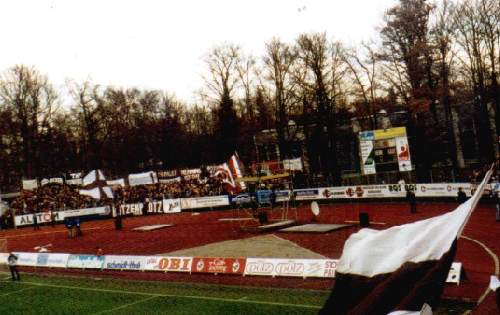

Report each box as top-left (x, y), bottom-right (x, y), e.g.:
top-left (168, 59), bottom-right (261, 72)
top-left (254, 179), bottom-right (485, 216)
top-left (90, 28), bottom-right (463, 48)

top-left (159, 177), bottom-right (182, 184)
top-left (282, 158), bottom-right (303, 171)
top-left (15, 211), bottom-right (63, 227)
top-left (36, 253), bottom-right (70, 268)
top-left (107, 179), bottom-right (125, 187)
top-left (143, 256), bottom-right (192, 272)
top-left (161, 199), bottom-right (181, 213)
top-left (128, 171), bottom-right (158, 186)
top-left (66, 178), bottom-right (83, 186)
top-left (104, 255), bottom-right (149, 270)
top-left (244, 258), bottom-right (338, 278)
top-left (119, 203), bottom-right (144, 216)
top-left (22, 179), bottom-right (38, 190)
top-left (67, 254), bottom-right (104, 269)
top-left (180, 196), bottom-right (229, 210)
top-left (62, 206), bottom-right (110, 218)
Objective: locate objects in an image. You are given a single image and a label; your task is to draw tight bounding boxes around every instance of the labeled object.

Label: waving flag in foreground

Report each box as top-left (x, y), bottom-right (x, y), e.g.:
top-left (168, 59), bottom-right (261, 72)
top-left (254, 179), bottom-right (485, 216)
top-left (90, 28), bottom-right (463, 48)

top-left (319, 167), bottom-right (492, 315)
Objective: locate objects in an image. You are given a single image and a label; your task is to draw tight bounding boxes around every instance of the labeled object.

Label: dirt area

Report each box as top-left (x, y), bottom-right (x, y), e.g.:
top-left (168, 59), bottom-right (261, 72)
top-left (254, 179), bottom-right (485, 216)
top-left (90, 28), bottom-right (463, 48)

top-left (164, 234), bottom-right (326, 258)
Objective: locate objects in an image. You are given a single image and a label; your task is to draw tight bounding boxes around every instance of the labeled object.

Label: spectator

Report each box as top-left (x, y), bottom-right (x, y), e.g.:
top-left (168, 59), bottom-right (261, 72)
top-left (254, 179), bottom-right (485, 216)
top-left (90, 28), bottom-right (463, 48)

top-left (8, 252), bottom-right (20, 281)
top-left (96, 247), bottom-right (104, 257)
top-left (457, 187), bottom-right (467, 204)
top-left (406, 189), bottom-right (416, 214)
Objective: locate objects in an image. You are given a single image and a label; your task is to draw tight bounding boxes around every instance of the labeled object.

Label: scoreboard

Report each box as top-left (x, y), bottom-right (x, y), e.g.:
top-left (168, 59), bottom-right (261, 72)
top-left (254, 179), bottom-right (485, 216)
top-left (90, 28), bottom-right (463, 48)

top-left (359, 127), bottom-right (412, 175)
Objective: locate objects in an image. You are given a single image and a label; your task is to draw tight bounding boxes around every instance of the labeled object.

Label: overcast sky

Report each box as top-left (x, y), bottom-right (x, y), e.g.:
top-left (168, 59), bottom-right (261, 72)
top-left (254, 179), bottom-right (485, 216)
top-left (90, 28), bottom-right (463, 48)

top-left (0, 0), bottom-right (396, 104)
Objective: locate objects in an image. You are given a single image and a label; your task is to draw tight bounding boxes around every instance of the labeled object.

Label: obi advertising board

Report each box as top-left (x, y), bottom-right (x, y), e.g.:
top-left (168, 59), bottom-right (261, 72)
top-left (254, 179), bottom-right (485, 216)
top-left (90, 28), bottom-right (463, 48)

top-left (142, 256), bottom-right (193, 272)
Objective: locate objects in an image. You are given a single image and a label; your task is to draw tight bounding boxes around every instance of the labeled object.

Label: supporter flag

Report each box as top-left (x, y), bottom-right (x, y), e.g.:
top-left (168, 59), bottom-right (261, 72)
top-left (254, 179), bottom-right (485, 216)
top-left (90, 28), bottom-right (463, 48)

top-left (319, 167), bottom-right (492, 315)
top-left (79, 169), bottom-right (113, 200)
top-left (215, 154), bottom-right (246, 192)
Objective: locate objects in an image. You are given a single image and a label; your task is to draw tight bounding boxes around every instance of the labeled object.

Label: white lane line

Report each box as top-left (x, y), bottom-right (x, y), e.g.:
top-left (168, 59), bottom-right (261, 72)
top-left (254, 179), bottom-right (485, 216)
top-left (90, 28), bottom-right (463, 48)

top-left (1, 226), bottom-right (106, 239)
top-left (92, 296), bottom-right (157, 314)
top-left (460, 235), bottom-right (499, 306)
top-left (0, 286), bottom-right (35, 297)
top-left (1, 280), bottom-right (321, 310)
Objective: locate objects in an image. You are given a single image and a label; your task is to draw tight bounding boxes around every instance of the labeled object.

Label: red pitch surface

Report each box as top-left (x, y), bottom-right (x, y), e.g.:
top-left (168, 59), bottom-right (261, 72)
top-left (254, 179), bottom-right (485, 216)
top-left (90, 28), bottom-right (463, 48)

top-left (1, 201), bottom-right (499, 313)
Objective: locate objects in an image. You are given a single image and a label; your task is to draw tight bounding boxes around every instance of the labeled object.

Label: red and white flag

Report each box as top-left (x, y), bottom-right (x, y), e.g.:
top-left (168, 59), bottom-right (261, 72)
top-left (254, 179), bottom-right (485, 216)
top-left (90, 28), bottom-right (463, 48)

top-left (215, 154), bottom-right (246, 192)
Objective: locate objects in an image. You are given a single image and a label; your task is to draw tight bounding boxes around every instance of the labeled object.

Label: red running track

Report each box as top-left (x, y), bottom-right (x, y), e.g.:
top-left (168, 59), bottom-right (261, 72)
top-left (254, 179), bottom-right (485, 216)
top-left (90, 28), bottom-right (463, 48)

top-left (1, 201), bottom-right (498, 313)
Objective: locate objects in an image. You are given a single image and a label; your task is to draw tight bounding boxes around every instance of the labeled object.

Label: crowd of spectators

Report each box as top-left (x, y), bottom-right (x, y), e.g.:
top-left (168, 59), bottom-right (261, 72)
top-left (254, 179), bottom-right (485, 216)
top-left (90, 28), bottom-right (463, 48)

top-left (9, 183), bottom-right (106, 215)
top-left (7, 173), bottom-right (234, 216)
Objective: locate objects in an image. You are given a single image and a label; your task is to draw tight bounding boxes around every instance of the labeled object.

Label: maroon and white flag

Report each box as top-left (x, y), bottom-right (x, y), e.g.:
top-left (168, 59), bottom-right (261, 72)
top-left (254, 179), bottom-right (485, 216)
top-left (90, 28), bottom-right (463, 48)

top-left (319, 167), bottom-right (492, 315)
top-left (215, 154), bottom-right (246, 192)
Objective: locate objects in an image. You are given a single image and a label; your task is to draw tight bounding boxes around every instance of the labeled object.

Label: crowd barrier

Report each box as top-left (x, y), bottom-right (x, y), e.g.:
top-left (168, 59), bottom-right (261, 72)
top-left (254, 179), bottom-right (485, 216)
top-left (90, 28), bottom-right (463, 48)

top-left (0, 252), bottom-right (338, 279)
top-left (13, 183), bottom-right (496, 227)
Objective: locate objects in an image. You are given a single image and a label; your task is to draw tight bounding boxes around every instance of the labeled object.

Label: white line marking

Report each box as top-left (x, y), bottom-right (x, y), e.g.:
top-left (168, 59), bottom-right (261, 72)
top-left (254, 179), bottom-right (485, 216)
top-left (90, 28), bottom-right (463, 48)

top-left (1, 227), bottom-right (106, 239)
top-left (0, 286), bottom-right (35, 297)
top-left (460, 235), bottom-right (499, 306)
top-left (93, 296), bottom-right (157, 314)
top-left (1, 280), bottom-right (321, 309)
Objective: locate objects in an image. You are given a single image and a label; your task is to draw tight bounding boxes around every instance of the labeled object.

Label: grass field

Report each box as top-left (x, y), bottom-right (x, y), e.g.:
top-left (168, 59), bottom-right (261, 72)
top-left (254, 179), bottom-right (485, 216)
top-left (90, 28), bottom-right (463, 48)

top-left (0, 272), bottom-right (327, 315)
top-left (0, 272), bottom-right (476, 314)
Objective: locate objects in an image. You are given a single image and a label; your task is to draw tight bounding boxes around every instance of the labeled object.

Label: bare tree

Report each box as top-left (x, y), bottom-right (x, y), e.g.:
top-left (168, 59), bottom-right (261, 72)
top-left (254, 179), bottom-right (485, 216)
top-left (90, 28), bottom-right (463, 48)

top-left (263, 38), bottom-right (297, 159)
top-left (0, 65), bottom-right (58, 178)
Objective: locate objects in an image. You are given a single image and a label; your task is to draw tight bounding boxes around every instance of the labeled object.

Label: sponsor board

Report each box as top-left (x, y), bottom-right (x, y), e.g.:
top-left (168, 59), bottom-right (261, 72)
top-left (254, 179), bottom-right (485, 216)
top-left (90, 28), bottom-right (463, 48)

top-left (0, 253), bottom-right (8, 265)
top-left (161, 199), bottom-right (181, 213)
top-left (294, 189), bottom-right (320, 200)
top-left (180, 196), bottom-right (229, 210)
top-left (67, 254), bottom-right (105, 269)
top-left (275, 190), bottom-right (291, 202)
top-left (36, 253), bottom-right (70, 268)
top-left (120, 203), bottom-right (144, 216)
top-left (192, 257), bottom-right (246, 275)
top-left (143, 256), bottom-right (192, 272)
top-left (104, 255), bottom-right (149, 270)
top-left (244, 258), bottom-right (338, 278)
top-left (15, 211), bottom-right (62, 227)
top-left (416, 183), bottom-right (472, 197)
top-left (16, 252), bottom-right (39, 267)
top-left (319, 187), bottom-right (346, 199)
